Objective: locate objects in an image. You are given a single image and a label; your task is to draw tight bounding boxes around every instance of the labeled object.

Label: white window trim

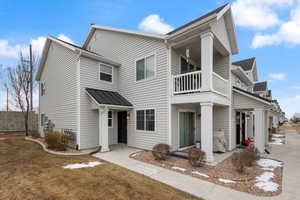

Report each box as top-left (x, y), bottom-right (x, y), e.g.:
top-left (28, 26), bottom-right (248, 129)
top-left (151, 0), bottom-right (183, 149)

top-left (99, 63), bottom-right (114, 84)
top-left (135, 52), bottom-right (157, 82)
top-left (135, 108), bottom-right (156, 133)
top-left (108, 110), bottom-right (113, 128)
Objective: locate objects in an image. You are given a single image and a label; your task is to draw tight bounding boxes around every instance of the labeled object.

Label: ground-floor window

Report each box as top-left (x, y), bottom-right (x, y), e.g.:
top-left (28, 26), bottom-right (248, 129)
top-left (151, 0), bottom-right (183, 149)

top-left (108, 111), bottom-right (113, 128)
top-left (136, 109), bottom-right (155, 131)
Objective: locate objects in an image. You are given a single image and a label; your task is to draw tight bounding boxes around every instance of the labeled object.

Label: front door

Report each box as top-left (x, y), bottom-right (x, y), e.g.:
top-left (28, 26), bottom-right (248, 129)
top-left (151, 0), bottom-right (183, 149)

top-left (179, 112), bottom-right (195, 148)
top-left (118, 111), bottom-right (127, 144)
top-left (236, 112), bottom-right (241, 145)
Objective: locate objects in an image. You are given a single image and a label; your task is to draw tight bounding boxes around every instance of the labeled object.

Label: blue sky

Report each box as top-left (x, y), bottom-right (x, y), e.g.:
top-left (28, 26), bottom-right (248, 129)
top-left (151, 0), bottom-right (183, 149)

top-left (0, 0), bottom-right (300, 117)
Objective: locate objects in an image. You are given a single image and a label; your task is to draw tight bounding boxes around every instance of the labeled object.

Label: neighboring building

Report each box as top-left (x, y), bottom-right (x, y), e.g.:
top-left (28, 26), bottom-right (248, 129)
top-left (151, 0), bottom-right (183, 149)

top-left (36, 3), bottom-right (284, 162)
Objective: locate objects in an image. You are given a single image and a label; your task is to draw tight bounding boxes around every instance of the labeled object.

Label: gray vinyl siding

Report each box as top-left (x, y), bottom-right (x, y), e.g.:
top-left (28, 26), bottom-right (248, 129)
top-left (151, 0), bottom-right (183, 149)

top-left (79, 56), bottom-right (118, 149)
top-left (211, 16), bottom-right (231, 53)
top-left (86, 29), bottom-right (169, 150)
top-left (213, 105), bottom-right (230, 150)
top-left (39, 42), bottom-right (78, 136)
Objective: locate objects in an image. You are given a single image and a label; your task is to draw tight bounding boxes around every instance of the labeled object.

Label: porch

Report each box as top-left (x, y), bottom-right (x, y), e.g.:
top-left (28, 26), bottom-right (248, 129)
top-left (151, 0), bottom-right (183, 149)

top-left (170, 102), bottom-right (231, 163)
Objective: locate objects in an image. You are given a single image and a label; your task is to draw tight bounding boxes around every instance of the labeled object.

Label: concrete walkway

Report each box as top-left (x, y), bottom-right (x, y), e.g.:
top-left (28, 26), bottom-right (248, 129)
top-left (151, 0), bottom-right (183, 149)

top-left (93, 130), bottom-right (300, 200)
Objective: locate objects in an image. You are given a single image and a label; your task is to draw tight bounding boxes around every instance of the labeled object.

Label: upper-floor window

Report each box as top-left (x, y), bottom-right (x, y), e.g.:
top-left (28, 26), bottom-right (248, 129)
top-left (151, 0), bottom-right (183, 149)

top-left (136, 109), bottom-right (155, 132)
top-left (136, 55), bottom-right (155, 81)
top-left (99, 64), bottom-right (113, 83)
top-left (180, 56), bottom-right (201, 74)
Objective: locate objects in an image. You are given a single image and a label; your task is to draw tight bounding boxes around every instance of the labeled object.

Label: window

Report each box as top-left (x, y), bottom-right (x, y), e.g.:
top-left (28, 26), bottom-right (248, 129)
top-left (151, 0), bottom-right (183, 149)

top-left (136, 109), bottom-right (155, 131)
top-left (180, 56), bottom-right (198, 74)
top-left (136, 55), bottom-right (155, 81)
top-left (41, 82), bottom-right (46, 96)
top-left (108, 111), bottom-right (113, 128)
top-left (100, 64), bottom-right (113, 82)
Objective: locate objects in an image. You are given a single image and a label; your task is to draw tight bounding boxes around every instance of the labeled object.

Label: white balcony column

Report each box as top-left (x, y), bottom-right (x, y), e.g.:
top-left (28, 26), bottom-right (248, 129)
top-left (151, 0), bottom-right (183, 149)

top-left (254, 108), bottom-right (266, 153)
top-left (200, 102), bottom-right (214, 162)
top-left (201, 31), bottom-right (214, 91)
top-left (99, 106), bottom-right (110, 152)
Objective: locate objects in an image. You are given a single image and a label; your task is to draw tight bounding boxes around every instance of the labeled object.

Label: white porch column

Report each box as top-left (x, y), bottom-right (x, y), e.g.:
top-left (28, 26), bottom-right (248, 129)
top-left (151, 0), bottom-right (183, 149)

top-left (254, 109), bottom-right (265, 153)
top-left (99, 107), bottom-right (110, 152)
top-left (201, 32), bottom-right (214, 91)
top-left (200, 102), bottom-right (214, 162)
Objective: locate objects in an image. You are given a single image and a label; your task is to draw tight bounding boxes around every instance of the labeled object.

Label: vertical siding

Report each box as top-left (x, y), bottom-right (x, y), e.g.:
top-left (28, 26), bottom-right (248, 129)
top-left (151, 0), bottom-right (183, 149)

top-left (39, 42), bottom-right (78, 136)
top-left (79, 56), bottom-right (118, 149)
top-left (86, 30), bottom-right (169, 150)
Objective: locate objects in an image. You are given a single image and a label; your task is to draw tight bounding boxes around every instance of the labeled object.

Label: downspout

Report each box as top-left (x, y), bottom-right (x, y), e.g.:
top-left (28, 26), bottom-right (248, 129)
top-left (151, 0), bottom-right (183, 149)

top-left (76, 50), bottom-right (82, 149)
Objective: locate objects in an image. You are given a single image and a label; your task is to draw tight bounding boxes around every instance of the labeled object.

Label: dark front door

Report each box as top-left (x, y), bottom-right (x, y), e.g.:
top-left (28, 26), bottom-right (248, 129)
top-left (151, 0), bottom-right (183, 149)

top-left (179, 112), bottom-right (195, 148)
top-left (236, 112), bottom-right (241, 145)
top-left (118, 111), bottom-right (127, 144)
top-left (242, 113), bottom-right (246, 142)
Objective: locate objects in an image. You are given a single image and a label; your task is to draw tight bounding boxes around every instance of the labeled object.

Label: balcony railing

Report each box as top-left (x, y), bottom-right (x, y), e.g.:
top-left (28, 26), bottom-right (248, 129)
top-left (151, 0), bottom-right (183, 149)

top-left (212, 72), bottom-right (228, 96)
top-left (172, 71), bottom-right (202, 94)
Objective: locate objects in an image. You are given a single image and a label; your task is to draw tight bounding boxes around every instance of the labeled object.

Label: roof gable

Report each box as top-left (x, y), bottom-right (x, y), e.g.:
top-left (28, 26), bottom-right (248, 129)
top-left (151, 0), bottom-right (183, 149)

top-left (253, 81), bottom-right (268, 92)
top-left (233, 57), bottom-right (255, 71)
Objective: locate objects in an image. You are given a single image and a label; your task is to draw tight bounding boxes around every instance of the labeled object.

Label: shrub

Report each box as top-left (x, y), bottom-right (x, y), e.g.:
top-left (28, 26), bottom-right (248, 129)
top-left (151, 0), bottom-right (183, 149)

top-left (231, 147), bottom-right (260, 173)
top-left (152, 143), bottom-right (170, 160)
top-left (45, 131), bottom-right (69, 151)
top-left (188, 148), bottom-right (205, 167)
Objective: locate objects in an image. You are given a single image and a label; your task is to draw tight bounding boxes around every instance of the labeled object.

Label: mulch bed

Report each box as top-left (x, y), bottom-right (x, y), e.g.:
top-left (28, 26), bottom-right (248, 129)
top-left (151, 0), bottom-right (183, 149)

top-left (131, 151), bottom-right (283, 197)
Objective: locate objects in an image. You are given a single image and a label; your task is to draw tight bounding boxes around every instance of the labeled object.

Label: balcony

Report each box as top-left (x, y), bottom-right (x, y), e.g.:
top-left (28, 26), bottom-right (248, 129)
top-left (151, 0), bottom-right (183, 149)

top-left (171, 70), bottom-right (228, 97)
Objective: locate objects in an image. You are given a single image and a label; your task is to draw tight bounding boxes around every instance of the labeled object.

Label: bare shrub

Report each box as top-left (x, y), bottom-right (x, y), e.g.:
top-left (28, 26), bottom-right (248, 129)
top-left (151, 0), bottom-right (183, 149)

top-left (45, 131), bottom-right (69, 151)
top-left (188, 148), bottom-right (205, 167)
top-left (232, 147), bottom-right (260, 173)
top-left (152, 143), bottom-right (170, 160)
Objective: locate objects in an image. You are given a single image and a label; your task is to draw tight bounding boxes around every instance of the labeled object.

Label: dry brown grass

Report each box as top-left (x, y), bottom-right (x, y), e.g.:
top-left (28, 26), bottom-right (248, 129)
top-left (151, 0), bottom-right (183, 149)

top-left (0, 133), bottom-right (200, 200)
top-left (280, 124), bottom-right (300, 133)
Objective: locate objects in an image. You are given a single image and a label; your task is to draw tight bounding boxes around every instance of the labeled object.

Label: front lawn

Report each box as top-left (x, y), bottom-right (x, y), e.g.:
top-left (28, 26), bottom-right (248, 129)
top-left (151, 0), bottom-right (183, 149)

top-left (0, 133), bottom-right (200, 200)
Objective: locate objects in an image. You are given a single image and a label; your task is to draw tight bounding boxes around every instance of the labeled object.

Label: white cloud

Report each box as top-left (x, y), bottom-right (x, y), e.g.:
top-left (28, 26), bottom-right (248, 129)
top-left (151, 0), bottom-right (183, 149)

top-left (0, 34), bottom-right (73, 58)
top-left (251, 2), bottom-right (300, 48)
top-left (268, 73), bottom-right (286, 80)
top-left (290, 86), bottom-right (300, 89)
top-left (279, 94), bottom-right (300, 118)
top-left (232, 0), bottom-right (294, 30)
top-left (138, 14), bottom-right (174, 34)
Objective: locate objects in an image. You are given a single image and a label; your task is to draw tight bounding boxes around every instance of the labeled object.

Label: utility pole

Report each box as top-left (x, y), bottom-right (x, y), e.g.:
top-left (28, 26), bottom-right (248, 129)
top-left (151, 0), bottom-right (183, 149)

top-left (29, 44), bottom-right (33, 111)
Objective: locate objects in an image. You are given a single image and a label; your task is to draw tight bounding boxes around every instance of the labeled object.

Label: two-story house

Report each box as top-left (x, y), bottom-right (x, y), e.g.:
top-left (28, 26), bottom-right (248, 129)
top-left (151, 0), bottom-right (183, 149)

top-left (36, 4), bottom-right (280, 162)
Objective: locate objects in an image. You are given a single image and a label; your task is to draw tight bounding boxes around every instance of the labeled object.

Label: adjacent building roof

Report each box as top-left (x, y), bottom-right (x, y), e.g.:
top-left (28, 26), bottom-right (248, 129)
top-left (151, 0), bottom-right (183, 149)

top-left (233, 86), bottom-right (271, 104)
top-left (86, 88), bottom-right (133, 107)
top-left (166, 3), bottom-right (229, 35)
top-left (253, 81), bottom-right (268, 92)
top-left (232, 57), bottom-right (255, 71)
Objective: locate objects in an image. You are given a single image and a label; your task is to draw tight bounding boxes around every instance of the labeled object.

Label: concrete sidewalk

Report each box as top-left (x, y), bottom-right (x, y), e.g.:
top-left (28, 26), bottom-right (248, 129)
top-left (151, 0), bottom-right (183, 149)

top-left (93, 130), bottom-right (300, 200)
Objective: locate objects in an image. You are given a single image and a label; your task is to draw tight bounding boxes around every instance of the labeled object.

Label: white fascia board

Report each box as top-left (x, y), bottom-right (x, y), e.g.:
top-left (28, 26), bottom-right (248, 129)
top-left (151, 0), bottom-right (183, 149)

top-left (77, 50), bottom-right (121, 67)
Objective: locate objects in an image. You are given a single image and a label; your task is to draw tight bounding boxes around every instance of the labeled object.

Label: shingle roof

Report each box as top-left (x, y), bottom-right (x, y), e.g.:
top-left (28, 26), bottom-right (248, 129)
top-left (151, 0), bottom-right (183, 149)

top-left (253, 81), bottom-right (267, 92)
top-left (232, 57), bottom-right (255, 71)
top-left (233, 86), bottom-right (271, 103)
top-left (86, 88), bottom-right (133, 107)
top-left (167, 3), bottom-right (228, 35)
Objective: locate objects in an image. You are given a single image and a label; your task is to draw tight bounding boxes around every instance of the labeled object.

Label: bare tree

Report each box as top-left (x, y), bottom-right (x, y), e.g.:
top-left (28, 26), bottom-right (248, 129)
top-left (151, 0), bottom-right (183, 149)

top-left (8, 53), bottom-right (32, 136)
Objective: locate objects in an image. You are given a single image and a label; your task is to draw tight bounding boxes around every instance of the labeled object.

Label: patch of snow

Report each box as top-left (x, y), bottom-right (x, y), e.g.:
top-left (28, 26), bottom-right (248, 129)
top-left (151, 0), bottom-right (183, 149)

top-left (257, 159), bottom-right (283, 169)
top-left (191, 171), bottom-right (209, 178)
top-left (131, 153), bottom-right (137, 157)
top-left (255, 172), bottom-right (279, 192)
top-left (262, 167), bottom-right (274, 171)
top-left (218, 178), bottom-right (236, 184)
top-left (63, 161), bottom-right (102, 169)
top-left (255, 181), bottom-right (279, 192)
top-left (171, 166), bottom-right (186, 172)
top-left (270, 138), bottom-right (283, 145)
top-left (272, 135), bottom-right (284, 138)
